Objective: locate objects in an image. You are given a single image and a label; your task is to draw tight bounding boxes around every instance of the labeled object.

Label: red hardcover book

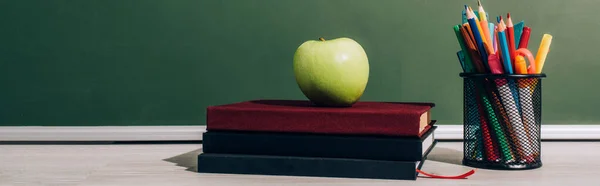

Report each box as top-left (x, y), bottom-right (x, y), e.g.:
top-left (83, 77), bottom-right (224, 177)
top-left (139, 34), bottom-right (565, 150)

top-left (206, 100), bottom-right (435, 137)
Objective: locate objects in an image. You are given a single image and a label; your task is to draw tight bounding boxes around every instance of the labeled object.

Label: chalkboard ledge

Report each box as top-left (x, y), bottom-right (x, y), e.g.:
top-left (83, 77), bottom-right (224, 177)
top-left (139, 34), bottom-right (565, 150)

top-left (0, 125), bottom-right (599, 142)
top-left (0, 126), bottom-right (205, 142)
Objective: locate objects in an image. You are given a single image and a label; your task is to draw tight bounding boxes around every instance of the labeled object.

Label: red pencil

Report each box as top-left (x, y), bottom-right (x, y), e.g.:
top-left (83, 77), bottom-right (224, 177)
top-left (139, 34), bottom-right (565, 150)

top-left (507, 13), bottom-right (516, 68)
top-left (518, 26), bottom-right (531, 49)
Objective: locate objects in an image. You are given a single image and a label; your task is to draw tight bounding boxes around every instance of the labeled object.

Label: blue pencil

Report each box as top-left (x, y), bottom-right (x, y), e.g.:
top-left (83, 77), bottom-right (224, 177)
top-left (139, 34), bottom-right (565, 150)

top-left (466, 6), bottom-right (489, 72)
top-left (496, 18), bottom-right (522, 115)
top-left (497, 20), bottom-right (513, 74)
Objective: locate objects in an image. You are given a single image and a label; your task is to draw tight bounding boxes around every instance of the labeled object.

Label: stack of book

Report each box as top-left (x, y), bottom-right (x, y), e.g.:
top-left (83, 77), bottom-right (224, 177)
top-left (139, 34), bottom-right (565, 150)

top-left (198, 100), bottom-right (437, 180)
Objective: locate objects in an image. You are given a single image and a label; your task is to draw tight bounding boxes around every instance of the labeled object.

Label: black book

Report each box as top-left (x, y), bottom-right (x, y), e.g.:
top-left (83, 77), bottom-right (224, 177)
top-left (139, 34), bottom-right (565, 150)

top-left (203, 126), bottom-right (436, 161)
top-left (197, 142), bottom-right (435, 180)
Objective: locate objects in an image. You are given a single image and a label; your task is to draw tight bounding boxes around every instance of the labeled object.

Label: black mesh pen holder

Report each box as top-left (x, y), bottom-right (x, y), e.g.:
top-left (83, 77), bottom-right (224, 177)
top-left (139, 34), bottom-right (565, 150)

top-left (460, 73), bottom-right (546, 170)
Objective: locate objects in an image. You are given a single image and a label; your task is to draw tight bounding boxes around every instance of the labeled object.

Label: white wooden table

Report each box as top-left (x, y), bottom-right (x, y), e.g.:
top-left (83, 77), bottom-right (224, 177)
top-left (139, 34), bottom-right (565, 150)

top-left (0, 142), bottom-right (597, 185)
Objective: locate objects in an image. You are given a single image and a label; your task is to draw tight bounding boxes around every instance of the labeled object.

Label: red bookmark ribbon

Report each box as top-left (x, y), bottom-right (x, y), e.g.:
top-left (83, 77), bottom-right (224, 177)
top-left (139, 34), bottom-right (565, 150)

top-left (416, 169), bottom-right (476, 179)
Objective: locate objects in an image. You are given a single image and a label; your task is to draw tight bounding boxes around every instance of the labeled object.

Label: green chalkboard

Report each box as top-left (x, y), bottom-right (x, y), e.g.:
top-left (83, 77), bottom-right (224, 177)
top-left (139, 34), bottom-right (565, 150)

top-left (0, 0), bottom-right (595, 126)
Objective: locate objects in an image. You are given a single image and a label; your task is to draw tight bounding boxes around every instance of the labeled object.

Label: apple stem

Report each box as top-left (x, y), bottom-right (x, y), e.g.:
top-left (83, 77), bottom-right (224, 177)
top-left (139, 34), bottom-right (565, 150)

top-left (319, 37), bottom-right (325, 41)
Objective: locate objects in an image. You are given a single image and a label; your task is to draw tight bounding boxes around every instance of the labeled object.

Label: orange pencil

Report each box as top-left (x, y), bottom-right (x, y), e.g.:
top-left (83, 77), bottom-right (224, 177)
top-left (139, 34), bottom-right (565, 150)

top-left (478, 0), bottom-right (493, 49)
top-left (469, 7), bottom-right (494, 55)
top-left (461, 26), bottom-right (477, 51)
top-left (463, 23), bottom-right (477, 51)
top-left (507, 13), bottom-right (517, 69)
top-left (461, 26), bottom-right (486, 73)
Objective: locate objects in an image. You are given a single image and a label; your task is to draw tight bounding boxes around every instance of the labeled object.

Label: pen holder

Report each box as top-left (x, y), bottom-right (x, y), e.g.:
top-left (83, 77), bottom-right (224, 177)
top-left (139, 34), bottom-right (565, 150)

top-left (460, 73), bottom-right (546, 170)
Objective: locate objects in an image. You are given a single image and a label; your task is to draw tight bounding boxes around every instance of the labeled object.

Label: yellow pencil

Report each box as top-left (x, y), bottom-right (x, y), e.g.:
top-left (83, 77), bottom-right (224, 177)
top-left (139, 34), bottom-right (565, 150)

top-left (535, 34), bottom-right (553, 73)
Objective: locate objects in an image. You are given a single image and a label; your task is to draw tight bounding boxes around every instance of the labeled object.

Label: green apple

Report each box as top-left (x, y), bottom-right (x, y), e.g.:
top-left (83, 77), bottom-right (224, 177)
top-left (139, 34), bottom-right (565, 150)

top-left (293, 37), bottom-right (369, 107)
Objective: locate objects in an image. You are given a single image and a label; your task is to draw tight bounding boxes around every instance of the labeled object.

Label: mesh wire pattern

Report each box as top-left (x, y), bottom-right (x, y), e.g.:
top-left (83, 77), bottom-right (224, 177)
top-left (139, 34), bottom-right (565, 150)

top-left (460, 73), bottom-right (545, 170)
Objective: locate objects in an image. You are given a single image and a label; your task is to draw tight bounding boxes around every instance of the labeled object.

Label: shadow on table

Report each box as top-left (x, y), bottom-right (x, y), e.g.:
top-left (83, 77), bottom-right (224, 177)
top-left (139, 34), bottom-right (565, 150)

top-left (162, 145), bottom-right (464, 173)
top-left (426, 146), bottom-right (464, 166)
top-left (163, 148), bottom-right (202, 172)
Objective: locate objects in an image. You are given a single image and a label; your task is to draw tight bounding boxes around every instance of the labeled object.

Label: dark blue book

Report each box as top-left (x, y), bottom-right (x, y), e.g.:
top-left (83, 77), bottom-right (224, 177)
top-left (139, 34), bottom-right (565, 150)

top-left (202, 126), bottom-right (436, 161)
top-left (197, 142), bottom-right (435, 180)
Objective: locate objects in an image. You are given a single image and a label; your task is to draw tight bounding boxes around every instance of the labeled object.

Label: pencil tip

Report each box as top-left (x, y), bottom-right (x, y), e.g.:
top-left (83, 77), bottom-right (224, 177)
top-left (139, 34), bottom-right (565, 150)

top-left (506, 13), bottom-right (513, 26)
top-left (477, 0), bottom-right (481, 6)
top-left (507, 13), bottom-right (511, 19)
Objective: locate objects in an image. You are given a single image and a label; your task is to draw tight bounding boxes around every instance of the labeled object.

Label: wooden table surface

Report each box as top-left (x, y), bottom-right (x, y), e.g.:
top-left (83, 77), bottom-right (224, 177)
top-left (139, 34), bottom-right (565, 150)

top-left (0, 142), bottom-right (597, 185)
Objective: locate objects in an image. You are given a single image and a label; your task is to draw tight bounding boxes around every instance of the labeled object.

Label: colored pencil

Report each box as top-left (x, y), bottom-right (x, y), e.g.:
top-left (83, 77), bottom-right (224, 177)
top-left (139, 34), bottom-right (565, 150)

top-left (452, 1), bottom-right (554, 165)
top-left (489, 23), bottom-right (495, 45)
top-left (466, 7), bottom-right (490, 72)
top-left (497, 17), bottom-right (513, 74)
top-left (454, 25), bottom-right (475, 73)
top-left (496, 18), bottom-right (522, 116)
top-left (460, 26), bottom-right (486, 73)
top-left (494, 25), bottom-right (499, 55)
top-left (463, 23), bottom-right (477, 51)
top-left (507, 13), bottom-right (517, 67)
top-left (470, 7), bottom-right (494, 55)
top-left (504, 16), bottom-right (524, 114)
top-left (478, 0), bottom-right (493, 49)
